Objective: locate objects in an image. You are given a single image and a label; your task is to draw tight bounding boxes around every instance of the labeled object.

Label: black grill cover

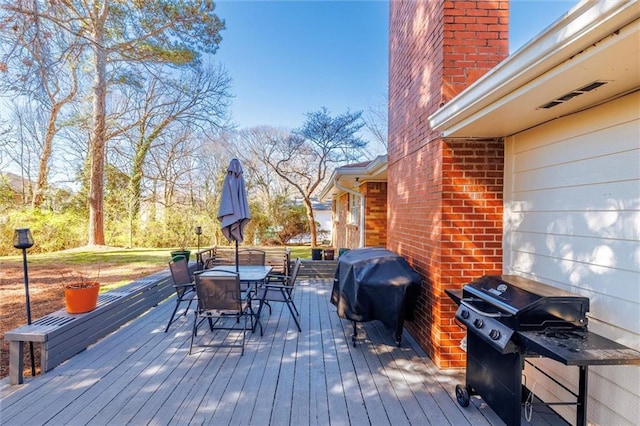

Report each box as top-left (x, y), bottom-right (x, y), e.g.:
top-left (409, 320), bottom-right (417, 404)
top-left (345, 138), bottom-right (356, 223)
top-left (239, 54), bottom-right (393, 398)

top-left (331, 247), bottom-right (422, 338)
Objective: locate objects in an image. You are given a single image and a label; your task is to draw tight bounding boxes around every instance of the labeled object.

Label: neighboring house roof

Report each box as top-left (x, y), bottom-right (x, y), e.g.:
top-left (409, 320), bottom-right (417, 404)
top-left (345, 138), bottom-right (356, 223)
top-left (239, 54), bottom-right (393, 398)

top-left (318, 155), bottom-right (388, 201)
top-left (429, 0), bottom-right (639, 138)
top-left (1, 171), bottom-right (32, 194)
top-left (291, 197), bottom-right (332, 211)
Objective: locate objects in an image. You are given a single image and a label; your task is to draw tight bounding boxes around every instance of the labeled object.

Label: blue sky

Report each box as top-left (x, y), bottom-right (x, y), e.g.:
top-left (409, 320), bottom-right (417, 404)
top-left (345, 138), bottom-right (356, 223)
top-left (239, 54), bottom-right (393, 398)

top-left (213, 0), bottom-right (580, 132)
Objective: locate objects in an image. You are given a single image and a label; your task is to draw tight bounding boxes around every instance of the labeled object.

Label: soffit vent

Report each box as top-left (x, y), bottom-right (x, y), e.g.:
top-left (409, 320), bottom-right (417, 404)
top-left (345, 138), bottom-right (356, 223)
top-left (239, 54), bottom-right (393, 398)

top-left (537, 80), bottom-right (609, 109)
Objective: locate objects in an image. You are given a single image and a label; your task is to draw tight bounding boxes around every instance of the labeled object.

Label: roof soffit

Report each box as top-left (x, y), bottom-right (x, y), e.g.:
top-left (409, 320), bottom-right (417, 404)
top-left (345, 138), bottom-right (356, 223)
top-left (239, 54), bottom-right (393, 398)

top-left (429, 0), bottom-right (640, 138)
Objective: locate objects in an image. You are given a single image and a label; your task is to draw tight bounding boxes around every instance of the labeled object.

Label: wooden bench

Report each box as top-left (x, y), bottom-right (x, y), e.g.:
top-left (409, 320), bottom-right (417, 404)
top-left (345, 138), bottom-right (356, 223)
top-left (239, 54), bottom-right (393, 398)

top-left (5, 264), bottom-right (195, 385)
top-left (196, 246), bottom-right (290, 275)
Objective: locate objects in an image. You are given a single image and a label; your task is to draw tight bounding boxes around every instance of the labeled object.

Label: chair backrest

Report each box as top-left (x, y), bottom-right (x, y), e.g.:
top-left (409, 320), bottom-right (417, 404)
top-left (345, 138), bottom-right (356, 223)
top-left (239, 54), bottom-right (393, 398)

top-left (281, 248), bottom-right (291, 276)
top-left (194, 271), bottom-right (241, 313)
top-left (287, 258), bottom-right (302, 288)
top-left (169, 258), bottom-right (192, 286)
top-left (237, 248), bottom-right (266, 266)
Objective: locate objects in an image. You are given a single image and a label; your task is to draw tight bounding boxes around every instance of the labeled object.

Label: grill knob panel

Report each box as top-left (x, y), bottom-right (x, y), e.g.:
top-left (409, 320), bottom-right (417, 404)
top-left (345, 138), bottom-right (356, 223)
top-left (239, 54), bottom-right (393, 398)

top-left (473, 318), bottom-right (484, 329)
top-left (489, 329), bottom-right (501, 340)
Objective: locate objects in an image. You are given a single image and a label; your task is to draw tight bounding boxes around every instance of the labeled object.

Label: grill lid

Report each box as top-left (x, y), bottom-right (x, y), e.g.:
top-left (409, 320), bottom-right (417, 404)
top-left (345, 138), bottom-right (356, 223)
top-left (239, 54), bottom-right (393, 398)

top-left (463, 275), bottom-right (589, 328)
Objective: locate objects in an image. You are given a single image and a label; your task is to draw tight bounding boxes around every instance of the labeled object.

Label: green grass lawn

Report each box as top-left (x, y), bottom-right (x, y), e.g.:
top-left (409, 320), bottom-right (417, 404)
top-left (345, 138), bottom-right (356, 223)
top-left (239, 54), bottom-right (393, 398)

top-left (3, 245), bottom-right (315, 292)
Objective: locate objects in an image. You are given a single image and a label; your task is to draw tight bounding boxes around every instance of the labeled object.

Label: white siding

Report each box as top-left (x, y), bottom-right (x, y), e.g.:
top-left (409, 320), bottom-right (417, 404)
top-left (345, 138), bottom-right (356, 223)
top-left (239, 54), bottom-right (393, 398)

top-left (504, 91), bottom-right (640, 426)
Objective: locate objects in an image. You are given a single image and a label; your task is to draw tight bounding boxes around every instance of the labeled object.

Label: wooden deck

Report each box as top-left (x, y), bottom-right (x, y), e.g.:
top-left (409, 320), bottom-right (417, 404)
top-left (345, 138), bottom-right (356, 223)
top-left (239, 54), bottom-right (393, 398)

top-left (0, 279), bottom-right (564, 425)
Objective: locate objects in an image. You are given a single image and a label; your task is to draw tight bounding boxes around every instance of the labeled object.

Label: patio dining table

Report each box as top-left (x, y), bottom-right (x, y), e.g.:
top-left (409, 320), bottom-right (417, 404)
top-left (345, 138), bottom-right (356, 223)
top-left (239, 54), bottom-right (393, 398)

top-left (202, 265), bottom-right (273, 283)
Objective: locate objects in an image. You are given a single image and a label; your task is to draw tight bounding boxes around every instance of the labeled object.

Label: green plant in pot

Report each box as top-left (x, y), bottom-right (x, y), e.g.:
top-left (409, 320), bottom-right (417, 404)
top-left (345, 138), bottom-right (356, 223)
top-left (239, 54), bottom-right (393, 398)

top-left (169, 215), bottom-right (193, 262)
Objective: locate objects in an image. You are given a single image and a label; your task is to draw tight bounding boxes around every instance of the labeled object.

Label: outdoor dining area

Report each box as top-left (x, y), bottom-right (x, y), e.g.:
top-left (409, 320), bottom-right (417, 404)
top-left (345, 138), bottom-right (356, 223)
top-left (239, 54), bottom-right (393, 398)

top-left (2, 269), bottom-right (568, 426)
top-left (165, 249), bottom-right (302, 356)
top-left (1, 274), bottom-right (480, 425)
top-left (1, 160), bottom-right (564, 424)
top-left (168, 159), bottom-right (303, 355)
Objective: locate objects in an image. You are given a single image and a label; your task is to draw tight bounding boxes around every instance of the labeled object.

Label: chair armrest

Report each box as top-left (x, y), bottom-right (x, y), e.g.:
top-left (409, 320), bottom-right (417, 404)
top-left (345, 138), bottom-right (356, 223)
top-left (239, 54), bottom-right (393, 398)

top-left (267, 273), bottom-right (287, 283)
top-left (173, 282), bottom-right (195, 289)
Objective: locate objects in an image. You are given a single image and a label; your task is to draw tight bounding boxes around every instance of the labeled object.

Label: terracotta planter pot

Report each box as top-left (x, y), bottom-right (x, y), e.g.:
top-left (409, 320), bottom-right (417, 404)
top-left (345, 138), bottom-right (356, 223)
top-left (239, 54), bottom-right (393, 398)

top-left (64, 281), bottom-right (100, 314)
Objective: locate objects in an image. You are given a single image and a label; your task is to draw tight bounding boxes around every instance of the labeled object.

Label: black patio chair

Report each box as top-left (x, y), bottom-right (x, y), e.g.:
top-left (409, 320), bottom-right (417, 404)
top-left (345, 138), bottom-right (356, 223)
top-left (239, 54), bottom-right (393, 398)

top-left (190, 270), bottom-right (256, 355)
top-left (165, 257), bottom-right (197, 333)
top-left (237, 248), bottom-right (266, 266)
top-left (256, 257), bottom-right (302, 332)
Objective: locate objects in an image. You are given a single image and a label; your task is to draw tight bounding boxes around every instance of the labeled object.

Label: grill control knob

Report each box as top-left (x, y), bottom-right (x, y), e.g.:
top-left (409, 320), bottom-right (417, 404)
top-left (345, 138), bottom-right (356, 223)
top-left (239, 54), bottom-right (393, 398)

top-left (473, 318), bottom-right (484, 329)
top-left (489, 329), bottom-right (501, 340)
top-left (460, 309), bottom-right (470, 319)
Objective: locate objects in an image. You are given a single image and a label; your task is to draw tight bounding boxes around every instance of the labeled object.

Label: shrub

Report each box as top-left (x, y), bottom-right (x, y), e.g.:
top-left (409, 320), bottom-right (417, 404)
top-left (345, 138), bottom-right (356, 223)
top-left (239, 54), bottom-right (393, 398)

top-left (0, 208), bottom-right (86, 255)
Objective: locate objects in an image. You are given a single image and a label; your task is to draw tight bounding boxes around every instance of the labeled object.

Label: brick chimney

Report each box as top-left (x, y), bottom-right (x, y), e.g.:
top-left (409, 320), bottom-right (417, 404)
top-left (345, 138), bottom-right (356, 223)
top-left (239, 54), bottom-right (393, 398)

top-left (388, 0), bottom-right (509, 368)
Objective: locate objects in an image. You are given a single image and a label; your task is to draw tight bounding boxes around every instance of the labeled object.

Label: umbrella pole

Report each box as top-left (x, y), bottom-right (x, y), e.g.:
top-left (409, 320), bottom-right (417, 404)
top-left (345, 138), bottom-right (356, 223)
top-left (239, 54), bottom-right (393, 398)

top-left (235, 240), bottom-right (239, 272)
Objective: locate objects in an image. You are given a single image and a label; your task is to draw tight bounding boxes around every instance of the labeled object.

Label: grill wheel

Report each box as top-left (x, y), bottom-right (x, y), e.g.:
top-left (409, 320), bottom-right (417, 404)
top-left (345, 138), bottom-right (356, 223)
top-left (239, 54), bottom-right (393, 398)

top-left (455, 384), bottom-right (470, 407)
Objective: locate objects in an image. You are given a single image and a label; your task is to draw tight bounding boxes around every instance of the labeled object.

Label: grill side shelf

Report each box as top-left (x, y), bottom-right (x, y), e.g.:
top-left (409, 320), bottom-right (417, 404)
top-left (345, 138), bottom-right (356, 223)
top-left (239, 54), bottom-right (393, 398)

top-left (518, 330), bottom-right (640, 366)
top-left (444, 288), bottom-right (462, 305)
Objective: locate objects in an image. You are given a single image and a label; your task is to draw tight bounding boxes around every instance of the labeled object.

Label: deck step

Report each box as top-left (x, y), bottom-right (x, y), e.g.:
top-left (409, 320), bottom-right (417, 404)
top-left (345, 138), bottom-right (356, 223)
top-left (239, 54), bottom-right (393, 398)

top-left (298, 259), bottom-right (337, 278)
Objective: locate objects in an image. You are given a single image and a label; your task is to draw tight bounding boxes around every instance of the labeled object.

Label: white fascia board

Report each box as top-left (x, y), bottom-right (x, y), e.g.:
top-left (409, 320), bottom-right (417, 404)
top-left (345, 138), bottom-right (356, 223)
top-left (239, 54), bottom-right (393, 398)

top-left (318, 170), bottom-right (339, 201)
top-left (429, 0), bottom-right (639, 135)
top-left (317, 155), bottom-right (388, 201)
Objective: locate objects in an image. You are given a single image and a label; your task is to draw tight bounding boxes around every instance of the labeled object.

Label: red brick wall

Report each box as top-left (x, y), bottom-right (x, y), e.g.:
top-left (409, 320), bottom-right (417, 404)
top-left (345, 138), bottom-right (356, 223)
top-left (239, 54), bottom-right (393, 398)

top-left (361, 182), bottom-right (387, 247)
top-left (388, 0), bottom-right (508, 368)
top-left (332, 183), bottom-right (388, 249)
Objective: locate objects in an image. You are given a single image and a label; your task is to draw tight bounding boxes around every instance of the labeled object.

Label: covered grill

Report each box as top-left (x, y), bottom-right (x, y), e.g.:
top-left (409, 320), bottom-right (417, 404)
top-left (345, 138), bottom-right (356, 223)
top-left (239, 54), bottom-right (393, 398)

top-left (447, 275), bottom-right (640, 426)
top-left (331, 247), bottom-right (421, 347)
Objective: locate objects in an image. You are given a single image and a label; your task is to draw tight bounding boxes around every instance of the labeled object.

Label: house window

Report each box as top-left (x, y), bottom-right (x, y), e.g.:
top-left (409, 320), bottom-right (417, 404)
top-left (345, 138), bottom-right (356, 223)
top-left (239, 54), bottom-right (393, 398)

top-left (349, 194), bottom-right (360, 225)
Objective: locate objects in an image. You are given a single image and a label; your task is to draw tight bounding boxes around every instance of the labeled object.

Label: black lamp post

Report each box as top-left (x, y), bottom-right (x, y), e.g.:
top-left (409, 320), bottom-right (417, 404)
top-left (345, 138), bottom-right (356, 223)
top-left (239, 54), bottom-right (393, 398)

top-left (13, 228), bottom-right (36, 376)
top-left (195, 226), bottom-right (202, 270)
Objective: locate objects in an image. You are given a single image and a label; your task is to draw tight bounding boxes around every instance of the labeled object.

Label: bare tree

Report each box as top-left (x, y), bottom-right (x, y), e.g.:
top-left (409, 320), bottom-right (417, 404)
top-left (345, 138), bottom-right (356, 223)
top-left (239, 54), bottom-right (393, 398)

top-left (233, 126), bottom-right (294, 203)
top-left (243, 109), bottom-right (366, 246)
top-left (113, 61), bottom-right (231, 230)
top-left (2, 0), bottom-right (226, 245)
top-left (0, 0), bottom-right (81, 207)
top-left (232, 126), bottom-right (299, 242)
top-left (363, 92), bottom-right (388, 155)
top-left (0, 101), bottom-right (55, 204)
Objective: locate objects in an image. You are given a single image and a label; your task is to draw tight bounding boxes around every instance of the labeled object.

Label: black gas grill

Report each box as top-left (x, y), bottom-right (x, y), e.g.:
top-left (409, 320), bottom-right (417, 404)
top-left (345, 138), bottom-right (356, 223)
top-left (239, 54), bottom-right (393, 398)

top-left (446, 275), bottom-right (640, 426)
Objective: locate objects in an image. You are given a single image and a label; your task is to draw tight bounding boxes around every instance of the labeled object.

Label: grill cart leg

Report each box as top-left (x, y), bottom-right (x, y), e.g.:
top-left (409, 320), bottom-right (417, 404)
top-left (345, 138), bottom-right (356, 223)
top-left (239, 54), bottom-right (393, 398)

top-left (577, 366), bottom-right (588, 426)
top-left (352, 321), bottom-right (357, 347)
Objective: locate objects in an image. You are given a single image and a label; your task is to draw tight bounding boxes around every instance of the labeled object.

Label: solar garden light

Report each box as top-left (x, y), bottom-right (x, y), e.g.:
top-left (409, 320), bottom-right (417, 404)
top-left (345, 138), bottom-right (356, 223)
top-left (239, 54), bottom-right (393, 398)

top-left (13, 228), bottom-right (36, 376)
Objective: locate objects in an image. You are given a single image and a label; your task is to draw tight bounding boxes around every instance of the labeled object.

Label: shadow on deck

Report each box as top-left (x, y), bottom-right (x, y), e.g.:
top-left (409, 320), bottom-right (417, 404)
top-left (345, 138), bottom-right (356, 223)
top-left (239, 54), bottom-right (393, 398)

top-left (0, 278), bottom-right (563, 425)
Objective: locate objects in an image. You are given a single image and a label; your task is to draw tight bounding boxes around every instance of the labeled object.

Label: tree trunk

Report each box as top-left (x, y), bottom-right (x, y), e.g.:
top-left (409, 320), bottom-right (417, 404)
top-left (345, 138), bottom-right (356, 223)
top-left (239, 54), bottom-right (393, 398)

top-left (88, 21), bottom-right (107, 246)
top-left (31, 115), bottom-right (53, 208)
top-left (33, 59), bottom-right (79, 208)
top-left (128, 141), bottom-right (145, 223)
top-left (302, 196), bottom-right (318, 247)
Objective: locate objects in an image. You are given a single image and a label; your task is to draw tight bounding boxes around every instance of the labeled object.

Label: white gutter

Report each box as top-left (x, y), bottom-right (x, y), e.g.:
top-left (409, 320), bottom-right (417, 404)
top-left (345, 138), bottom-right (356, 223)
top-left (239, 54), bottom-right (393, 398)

top-left (318, 155), bottom-right (388, 201)
top-left (332, 178), bottom-right (365, 248)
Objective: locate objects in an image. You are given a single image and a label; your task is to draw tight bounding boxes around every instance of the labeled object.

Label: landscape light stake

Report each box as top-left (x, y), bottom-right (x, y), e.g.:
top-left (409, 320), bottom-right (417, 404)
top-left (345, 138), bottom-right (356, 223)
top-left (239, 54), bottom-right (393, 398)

top-left (13, 228), bottom-right (36, 376)
top-left (195, 226), bottom-right (202, 270)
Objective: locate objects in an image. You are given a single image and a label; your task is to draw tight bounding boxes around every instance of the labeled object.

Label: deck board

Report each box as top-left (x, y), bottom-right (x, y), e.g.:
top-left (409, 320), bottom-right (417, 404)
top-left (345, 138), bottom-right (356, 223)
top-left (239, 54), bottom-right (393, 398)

top-left (0, 278), bottom-right (563, 425)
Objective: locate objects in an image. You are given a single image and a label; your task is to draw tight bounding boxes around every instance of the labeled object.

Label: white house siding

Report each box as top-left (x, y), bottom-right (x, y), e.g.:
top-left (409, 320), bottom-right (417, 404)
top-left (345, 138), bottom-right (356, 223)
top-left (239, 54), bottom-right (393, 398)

top-left (503, 91), bottom-right (640, 425)
top-left (316, 209), bottom-right (333, 243)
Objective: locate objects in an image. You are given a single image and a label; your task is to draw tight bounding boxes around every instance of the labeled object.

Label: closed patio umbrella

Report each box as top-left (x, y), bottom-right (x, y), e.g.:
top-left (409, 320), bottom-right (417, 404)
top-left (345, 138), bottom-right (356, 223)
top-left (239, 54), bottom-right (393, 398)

top-left (217, 158), bottom-right (251, 270)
